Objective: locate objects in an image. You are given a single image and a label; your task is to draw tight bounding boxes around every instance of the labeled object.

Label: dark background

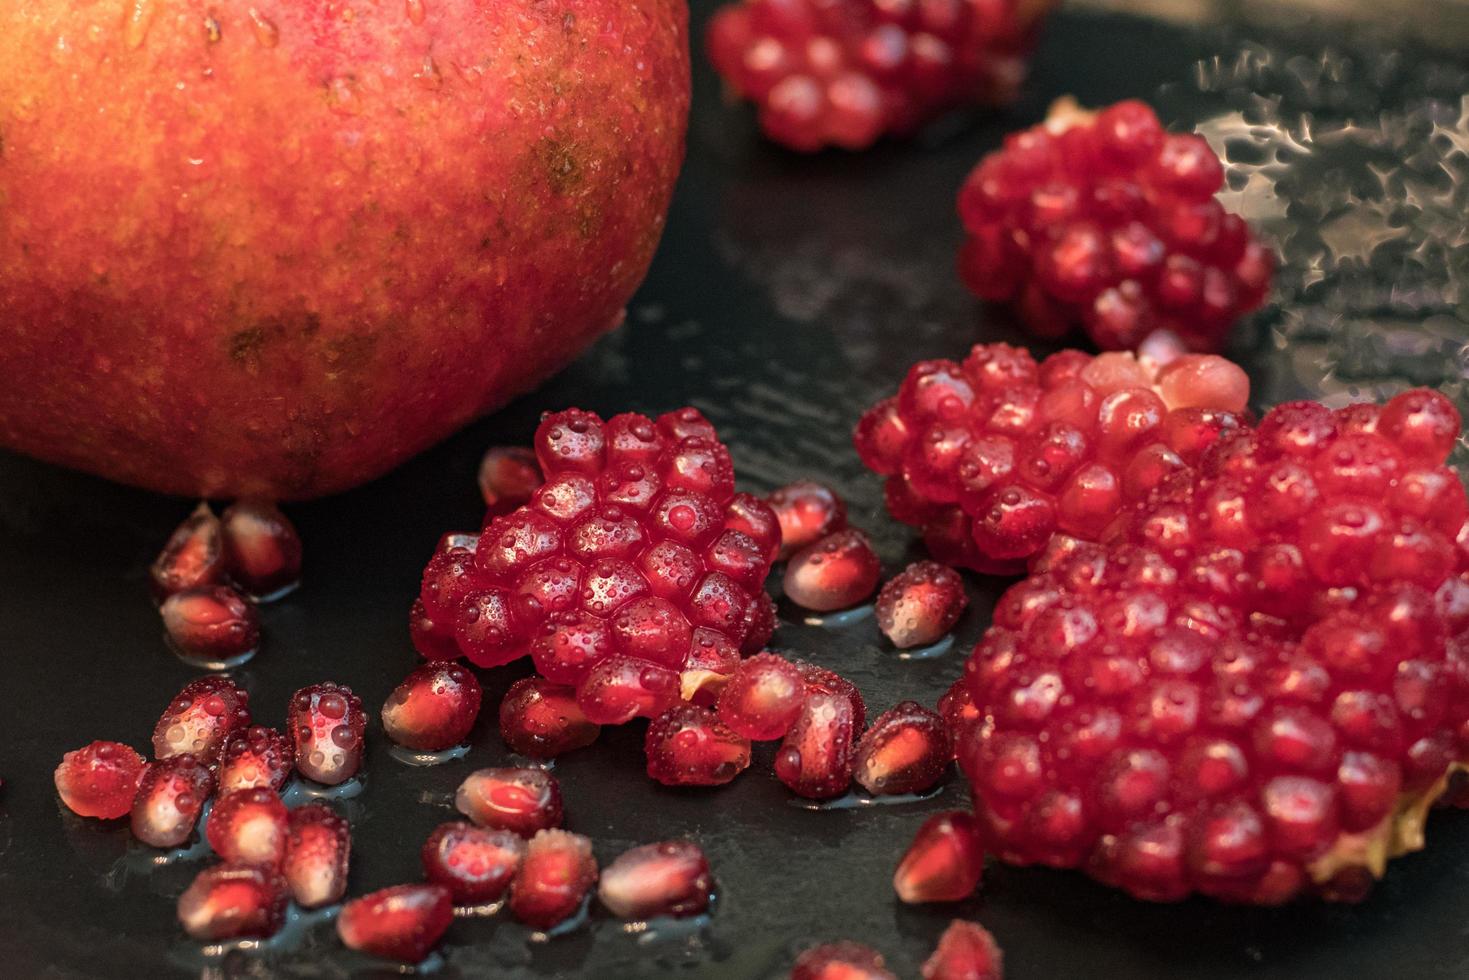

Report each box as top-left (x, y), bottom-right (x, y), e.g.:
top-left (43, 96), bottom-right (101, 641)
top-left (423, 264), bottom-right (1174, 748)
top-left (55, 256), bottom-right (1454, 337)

top-left (4, 2), bottom-right (1469, 977)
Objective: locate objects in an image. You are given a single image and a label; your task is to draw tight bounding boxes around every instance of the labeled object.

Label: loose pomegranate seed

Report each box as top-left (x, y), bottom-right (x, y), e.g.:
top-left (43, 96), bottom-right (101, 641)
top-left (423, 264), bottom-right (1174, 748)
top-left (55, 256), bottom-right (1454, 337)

top-left (337, 884), bottom-right (453, 963)
top-left (283, 802), bottom-right (351, 908)
top-left (645, 704), bottom-right (753, 786)
top-left (576, 654), bottom-right (681, 725)
top-left (791, 942), bottom-right (896, 980)
top-left (153, 676), bottom-right (251, 763)
top-left (766, 481), bottom-right (848, 558)
top-left (160, 585), bottom-right (260, 666)
top-left (508, 829), bottom-right (598, 929)
top-left (455, 767), bottom-right (563, 837)
top-left (716, 652), bottom-right (807, 740)
top-left (792, 661), bottom-right (868, 732)
top-left (598, 840), bottom-right (712, 919)
top-left (177, 863), bottom-right (288, 941)
top-left (381, 662), bottom-right (482, 751)
top-left (922, 920), bottom-right (1004, 980)
top-left (854, 701), bottom-right (951, 795)
top-left (206, 787), bottom-right (289, 869)
top-left (499, 676), bottom-right (601, 758)
top-left (783, 529), bottom-right (882, 612)
top-left (288, 682), bottom-right (366, 785)
top-left (217, 726), bottom-right (294, 794)
top-left (894, 811), bottom-right (984, 903)
top-left (478, 446), bottom-right (544, 514)
top-left (131, 754), bottom-right (214, 848)
top-left (776, 692), bottom-right (857, 799)
top-left (422, 821), bottom-right (526, 905)
top-left (54, 740), bottom-right (145, 820)
top-left (150, 503), bottom-right (225, 599)
top-left (219, 498), bottom-right (302, 600)
top-left (876, 562), bottom-right (968, 648)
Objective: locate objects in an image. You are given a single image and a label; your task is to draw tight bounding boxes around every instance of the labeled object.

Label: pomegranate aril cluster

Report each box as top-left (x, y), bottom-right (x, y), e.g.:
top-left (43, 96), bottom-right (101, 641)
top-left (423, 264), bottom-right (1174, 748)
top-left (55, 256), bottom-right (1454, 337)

top-left (954, 389), bottom-right (1469, 903)
top-left (707, 0), bottom-right (1056, 152)
top-left (958, 98), bottom-right (1273, 351)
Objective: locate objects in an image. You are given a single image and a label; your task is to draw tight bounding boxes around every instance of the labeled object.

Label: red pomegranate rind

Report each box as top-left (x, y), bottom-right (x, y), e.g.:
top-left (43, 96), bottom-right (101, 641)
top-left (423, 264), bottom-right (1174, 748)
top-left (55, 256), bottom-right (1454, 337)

top-left (876, 561), bottom-right (969, 648)
top-left (922, 920), bottom-right (1004, 980)
top-left (707, 0), bottom-right (1056, 153)
top-left (598, 840), bottom-right (712, 919)
top-left (776, 691), bottom-right (857, 799)
top-left (958, 98), bottom-right (1272, 352)
top-left (792, 661), bottom-right (868, 732)
top-left (207, 787), bottom-right (290, 869)
top-left (499, 677), bottom-right (601, 759)
top-left (645, 704), bottom-right (753, 786)
top-left (219, 499), bottom-right (302, 600)
top-left (288, 682), bottom-right (366, 786)
top-left (422, 821), bottom-right (526, 905)
top-left (767, 481), bottom-right (848, 558)
top-left (959, 390), bottom-right (1469, 903)
top-left (479, 446), bottom-right (544, 514)
top-left (455, 767), bottom-right (564, 837)
top-left (217, 726), bottom-right (294, 794)
top-left (337, 884), bottom-right (453, 963)
top-left (54, 740), bottom-right (145, 820)
top-left (783, 529), bottom-right (882, 612)
top-left (131, 754), bottom-right (214, 848)
top-left (150, 503), bottom-right (225, 600)
top-left (381, 662), bottom-right (482, 752)
top-left (791, 941), bottom-right (897, 980)
top-left (894, 811), bottom-right (984, 904)
top-left (284, 802), bottom-right (351, 908)
top-left (152, 676), bottom-right (252, 763)
top-left (854, 701), bottom-right (951, 796)
top-left (509, 829), bottom-right (599, 929)
top-left (160, 585), bottom-right (260, 666)
top-left (177, 863), bottom-right (288, 942)
top-left (716, 652), bottom-right (807, 740)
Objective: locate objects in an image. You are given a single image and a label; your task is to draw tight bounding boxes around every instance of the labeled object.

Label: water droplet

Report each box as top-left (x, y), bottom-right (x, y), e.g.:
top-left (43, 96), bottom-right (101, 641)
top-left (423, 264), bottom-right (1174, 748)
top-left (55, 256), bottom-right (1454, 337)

top-left (249, 8), bottom-right (280, 47)
top-left (122, 0), bottom-right (156, 50)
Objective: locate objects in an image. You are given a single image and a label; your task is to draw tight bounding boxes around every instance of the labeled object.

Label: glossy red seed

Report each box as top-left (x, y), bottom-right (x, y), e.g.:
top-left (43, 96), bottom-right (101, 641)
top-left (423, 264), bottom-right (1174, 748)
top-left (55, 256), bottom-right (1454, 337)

top-left (576, 654), bottom-right (681, 725)
top-left (776, 692), bottom-right (857, 799)
top-left (455, 767), bottom-right (563, 837)
top-left (54, 740), bottom-right (145, 820)
top-left (854, 701), bottom-right (951, 795)
top-left (598, 840), bottom-right (712, 919)
top-left (422, 821), bottom-right (525, 905)
top-left (283, 802), bottom-right (351, 908)
top-left (288, 682), bottom-right (365, 785)
top-left (716, 652), bottom-right (806, 740)
top-left (207, 787), bottom-right (289, 869)
top-left (894, 811), bottom-right (984, 903)
top-left (217, 726), bottom-right (294, 794)
top-left (219, 499), bottom-right (302, 600)
top-left (153, 676), bottom-right (252, 763)
top-left (876, 561), bottom-right (968, 648)
top-left (337, 884), bottom-right (453, 963)
top-left (410, 598), bottom-right (463, 662)
top-left (509, 829), bottom-right (598, 929)
top-left (499, 676), bottom-right (601, 758)
top-left (131, 754), bottom-right (214, 848)
top-left (645, 704), bottom-right (753, 786)
top-left (150, 502), bottom-right (225, 599)
top-left (725, 492), bottom-right (783, 563)
top-left (792, 661), bottom-right (868, 732)
top-left (478, 446), bottom-right (544, 514)
top-left (381, 662), bottom-right (482, 751)
top-left (161, 585), bottom-right (260, 666)
top-left (767, 481), bottom-right (849, 559)
top-left (922, 920), bottom-right (1004, 980)
top-left (783, 529), bottom-right (882, 612)
top-left (791, 941), bottom-right (896, 980)
top-left (177, 863), bottom-right (288, 941)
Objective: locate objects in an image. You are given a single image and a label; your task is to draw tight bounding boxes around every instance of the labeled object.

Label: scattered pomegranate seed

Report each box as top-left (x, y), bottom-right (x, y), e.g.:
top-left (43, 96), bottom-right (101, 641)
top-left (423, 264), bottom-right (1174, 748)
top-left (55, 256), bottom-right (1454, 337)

top-left (922, 920), bottom-right (1004, 980)
top-left (854, 701), bottom-right (951, 795)
top-left (150, 503), bottom-right (225, 599)
top-left (219, 498), bottom-right (302, 599)
top-left (380, 662), bottom-right (482, 752)
top-left (783, 529), bottom-right (882, 612)
top-left (337, 883), bottom-right (454, 963)
top-left (509, 829), bottom-right (598, 929)
top-left (598, 840), bottom-right (712, 919)
top-left (766, 481), bottom-right (848, 558)
top-left (478, 446), bottom-right (544, 514)
top-left (645, 704), bottom-right (753, 786)
top-left (287, 682), bottom-right (366, 785)
top-left (410, 598), bottom-right (462, 662)
top-left (422, 821), bottom-right (526, 905)
top-left (894, 811), bottom-right (984, 903)
top-left (54, 740), bottom-right (145, 820)
top-left (217, 726), bottom-right (294, 794)
top-left (716, 652), bottom-right (807, 740)
top-left (455, 767), bottom-right (564, 837)
top-left (177, 863), bottom-right (288, 941)
top-left (130, 754), bottom-right (214, 848)
top-left (206, 787), bottom-right (289, 869)
top-left (876, 562), bottom-right (968, 648)
top-left (576, 654), bottom-right (681, 725)
top-left (792, 661), bottom-right (868, 732)
top-left (499, 676), bottom-right (601, 758)
top-left (776, 691), bottom-right (857, 799)
top-left (160, 585), bottom-right (260, 666)
top-left (152, 676), bottom-right (252, 763)
top-left (283, 802), bottom-right (351, 908)
top-left (791, 941), bottom-right (897, 980)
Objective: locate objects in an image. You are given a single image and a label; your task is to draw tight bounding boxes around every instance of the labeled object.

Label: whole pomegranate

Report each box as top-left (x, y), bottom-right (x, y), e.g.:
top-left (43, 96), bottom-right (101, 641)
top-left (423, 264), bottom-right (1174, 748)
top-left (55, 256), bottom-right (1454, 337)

top-left (0, 1), bottom-right (689, 498)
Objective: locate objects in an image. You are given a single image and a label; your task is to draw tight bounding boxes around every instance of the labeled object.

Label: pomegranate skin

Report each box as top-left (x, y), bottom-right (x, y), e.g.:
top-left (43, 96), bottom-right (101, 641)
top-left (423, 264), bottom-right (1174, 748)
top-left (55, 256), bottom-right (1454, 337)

top-left (0, 2), bottom-right (690, 499)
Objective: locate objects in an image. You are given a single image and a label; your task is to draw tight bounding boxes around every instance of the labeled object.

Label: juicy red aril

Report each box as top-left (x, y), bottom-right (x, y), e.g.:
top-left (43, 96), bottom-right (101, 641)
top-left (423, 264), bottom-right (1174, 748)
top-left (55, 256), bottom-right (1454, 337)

top-left (153, 676), bottom-right (252, 763)
top-left (509, 828), bottom-right (598, 929)
top-left (381, 662), bottom-right (482, 751)
top-left (716, 652), bottom-right (806, 740)
top-left (131, 754), bottom-right (214, 848)
top-left (337, 884), bottom-right (453, 963)
top-left (776, 692), bottom-right (857, 799)
top-left (499, 676), bottom-right (601, 758)
top-left (478, 446), bottom-right (544, 514)
top-left (783, 529), bottom-right (881, 612)
top-left (726, 492), bottom-right (784, 563)
top-left (161, 585), bottom-right (260, 667)
top-left (54, 740), bottom-right (145, 820)
top-left (938, 679), bottom-right (980, 759)
top-left (598, 840), bottom-right (712, 919)
top-left (217, 726), bottom-right (294, 794)
top-left (206, 787), bottom-right (289, 869)
top-left (791, 942), bottom-right (896, 980)
top-left (284, 802), bottom-right (351, 908)
top-left (793, 661), bottom-right (868, 732)
top-left (410, 598), bottom-right (462, 662)
top-left (682, 627), bottom-right (745, 706)
top-left (455, 767), bottom-right (563, 837)
top-left (177, 863), bottom-right (288, 941)
top-left (922, 920), bottom-right (1004, 980)
top-left (854, 701), bottom-right (951, 795)
top-left (288, 682), bottom-right (365, 785)
top-left (876, 561), bottom-right (968, 648)
top-left (576, 654), bottom-right (681, 725)
top-left (894, 811), bottom-right (984, 903)
top-left (219, 498), bottom-right (302, 600)
top-left (766, 481), bottom-right (848, 559)
top-left (422, 821), bottom-right (526, 905)
top-left (150, 502), bottom-right (225, 599)
top-left (645, 704), bottom-right (753, 786)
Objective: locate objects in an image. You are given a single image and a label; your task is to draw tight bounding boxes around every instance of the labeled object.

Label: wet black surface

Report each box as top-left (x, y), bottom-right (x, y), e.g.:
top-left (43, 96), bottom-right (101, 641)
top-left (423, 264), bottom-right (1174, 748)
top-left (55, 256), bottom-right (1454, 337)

top-left (4, 4), bottom-right (1469, 978)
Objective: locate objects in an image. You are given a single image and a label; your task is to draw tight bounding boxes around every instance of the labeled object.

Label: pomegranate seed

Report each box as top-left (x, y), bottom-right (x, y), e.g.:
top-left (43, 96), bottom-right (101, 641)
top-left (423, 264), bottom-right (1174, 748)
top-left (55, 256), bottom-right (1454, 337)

top-left (854, 701), bottom-right (951, 795)
top-left (876, 561), bottom-right (968, 648)
top-left (150, 502), bottom-right (225, 599)
top-left (160, 585), bottom-right (260, 667)
top-left (422, 821), bottom-right (526, 905)
top-left (767, 481), bottom-right (848, 558)
top-left (576, 654), bottom-right (681, 725)
top-left (130, 754), bottom-right (214, 848)
top-left (219, 498), bottom-right (302, 600)
top-left (455, 767), bottom-right (563, 837)
top-left (791, 941), bottom-right (896, 980)
top-left (499, 676), bottom-right (601, 758)
top-left (217, 726), bottom-right (294, 794)
top-left (478, 446), bottom-right (544, 514)
top-left (410, 598), bottom-right (462, 662)
top-left (597, 840), bottom-right (712, 919)
top-left (894, 811), bottom-right (984, 903)
top-left (922, 920), bottom-right (1004, 980)
top-left (725, 492), bottom-right (784, 562)
top-left (783, 529), bottom-right (882, 612)
top-left (177, 863), bottom-right (288, 941)
top-left (337, 884), bottom-right (453, 963)
top-left (206, 787), bottom-right (289, 869)
top-left (681, 627), bottom-right (744, 705)
top-left (288, 682), bottom-right (365, 785)
top-left (645, 704), bottom-right (753, 786)
top-left (153, 676), bottom-right (251, 763)
top-left (283, 802), bottom-right (351, 908)
top-left (716, 652), bottom-right (807, 740)
top-left (381, 662), bottom-right (482, 751)
top-left (792, 661), bottom-right (868, 732)
top-left (508, 828), bottom-right (598, 929)
top-left (938, 679), bottom-right (980, 758)
top-left (776, 691), bottom-right (857, 799)
top-left (54, 740), bottom-right (145, 820)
